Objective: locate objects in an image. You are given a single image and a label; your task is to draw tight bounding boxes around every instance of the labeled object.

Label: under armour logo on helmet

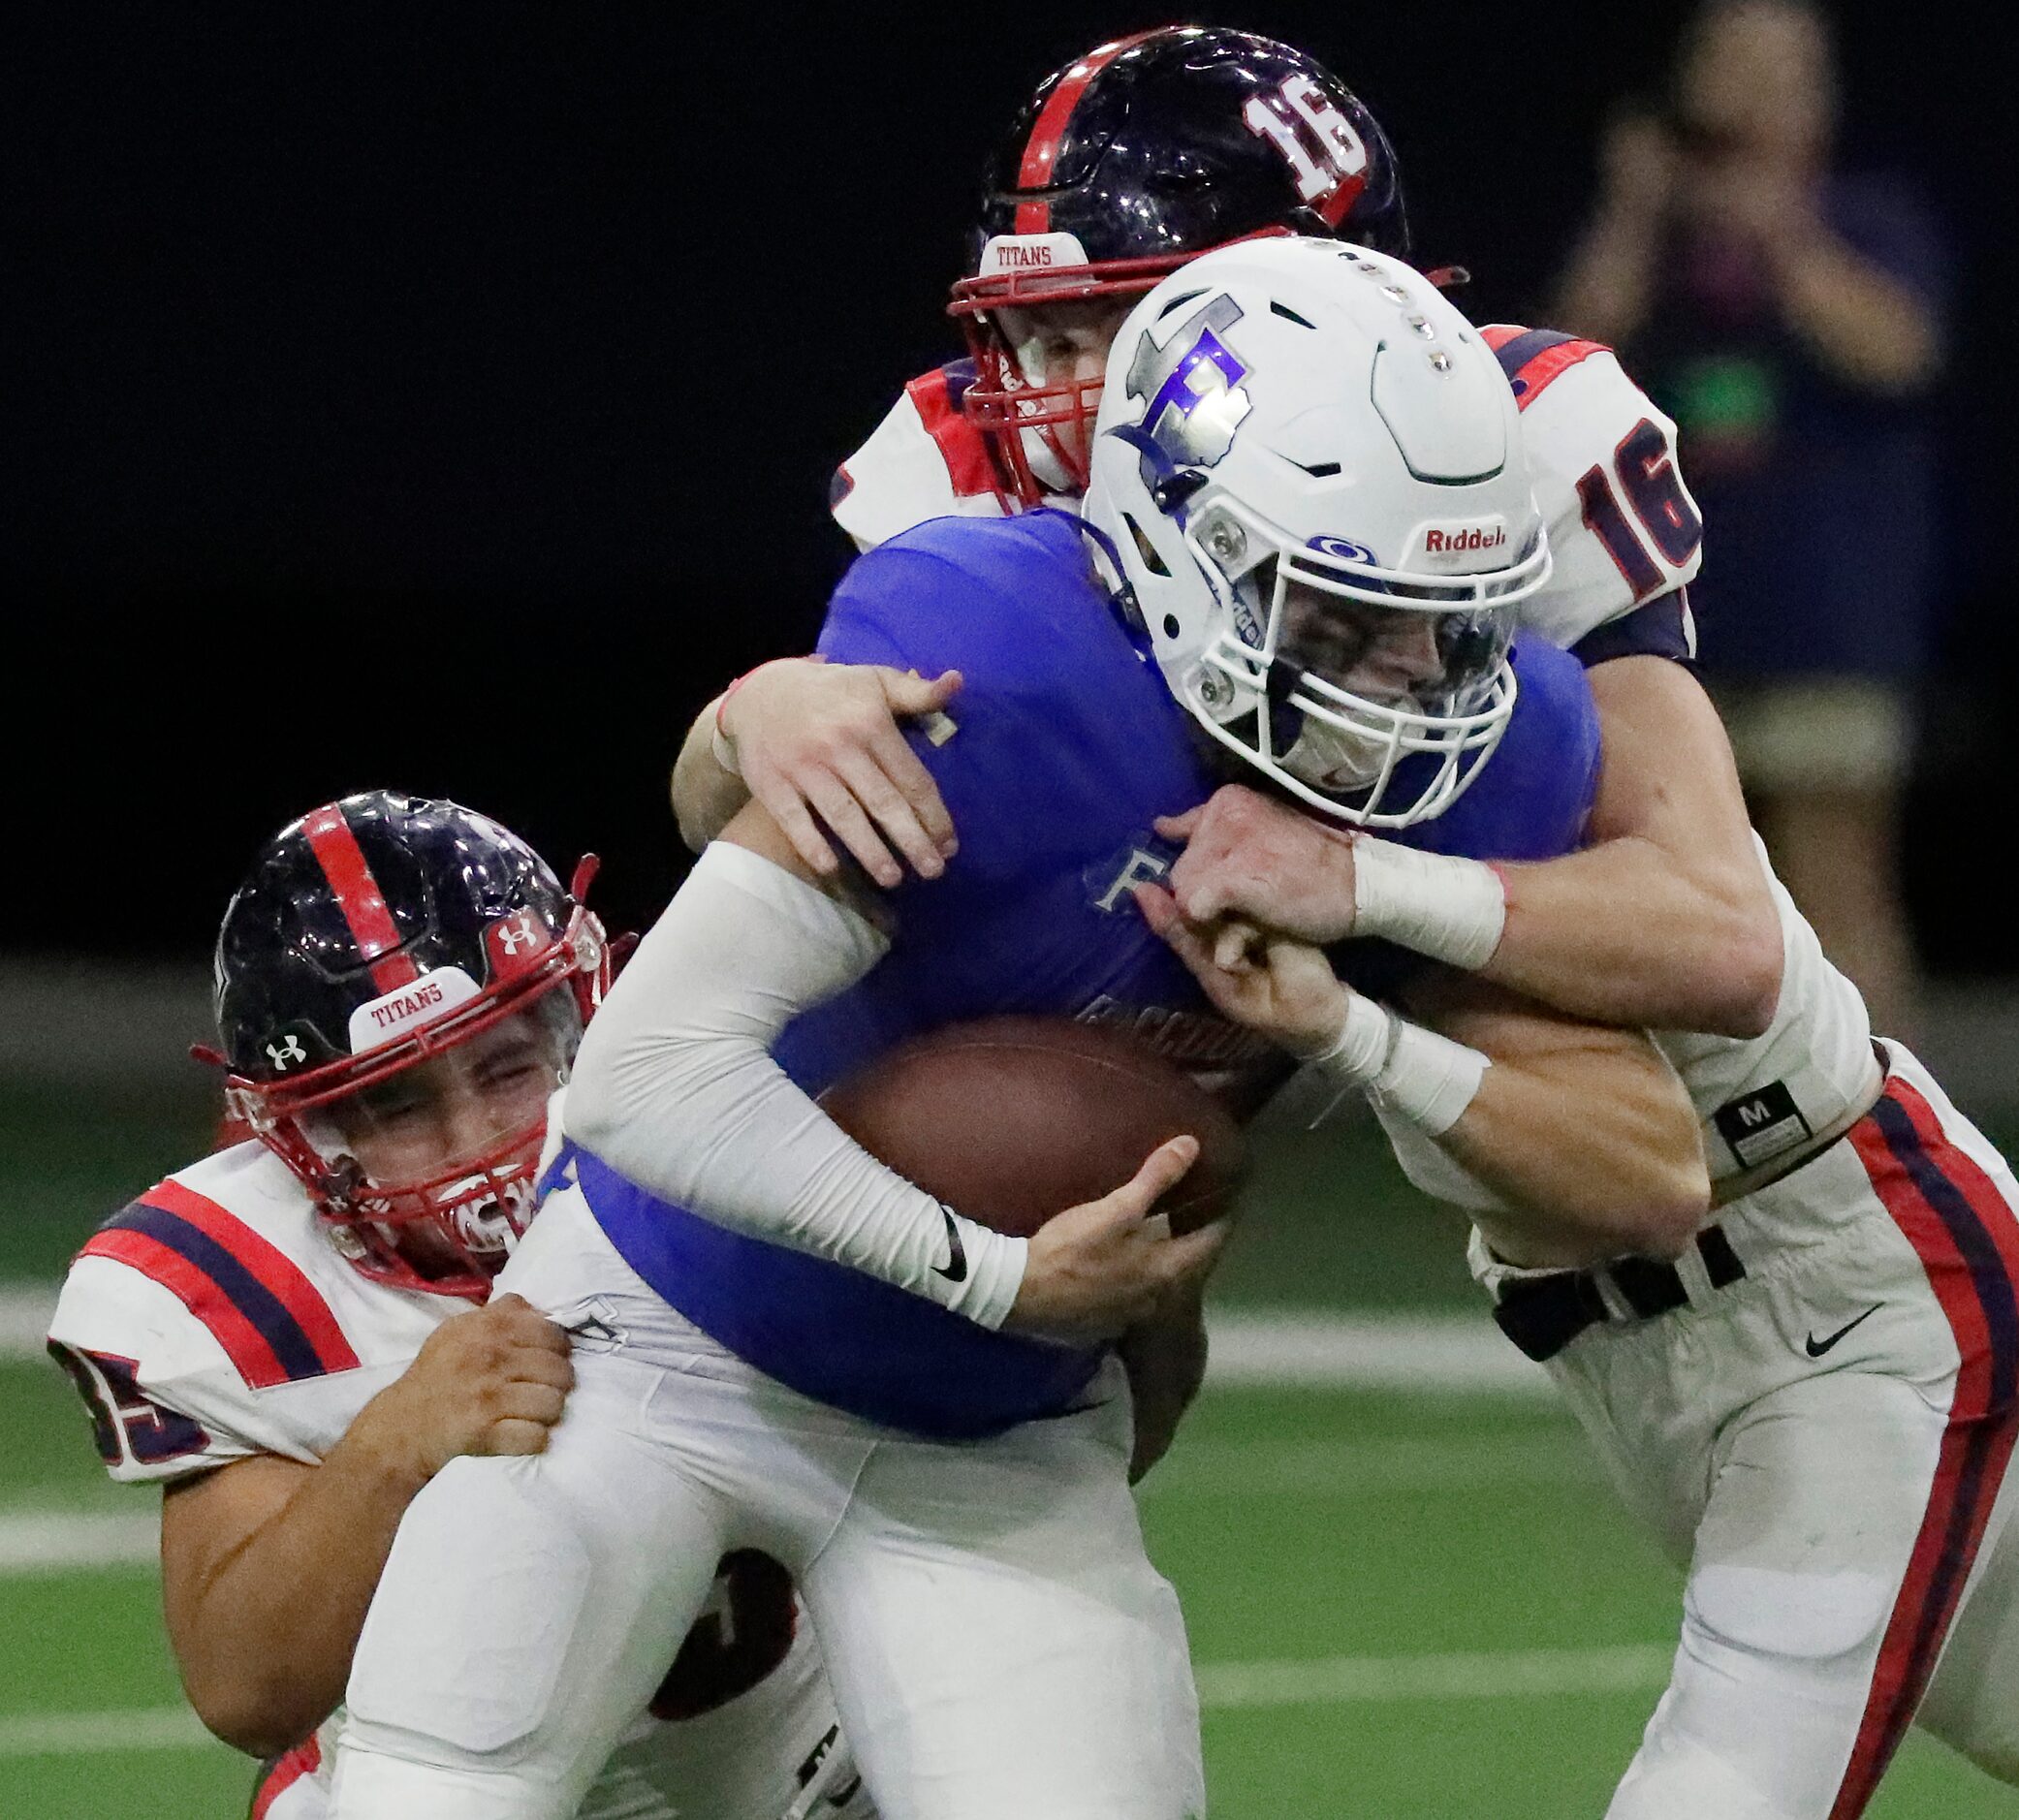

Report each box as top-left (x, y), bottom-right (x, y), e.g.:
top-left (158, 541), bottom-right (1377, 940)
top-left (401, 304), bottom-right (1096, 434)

top-left (267, 1034), bottom-right (307, 1072)
top-left (497, 914), bottom-right (537, 957)
top-left (1126, 295), bottom-right (1252, 468)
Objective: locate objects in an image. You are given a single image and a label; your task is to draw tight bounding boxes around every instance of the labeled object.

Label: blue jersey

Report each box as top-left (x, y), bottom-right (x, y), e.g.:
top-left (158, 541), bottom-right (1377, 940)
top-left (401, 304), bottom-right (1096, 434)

top-left (576, 510), bottom-right (1601, 1438)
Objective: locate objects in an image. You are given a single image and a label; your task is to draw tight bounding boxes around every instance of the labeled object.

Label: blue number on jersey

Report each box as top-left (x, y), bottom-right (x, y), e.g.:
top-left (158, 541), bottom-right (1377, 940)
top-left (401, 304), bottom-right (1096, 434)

top-left (577, 510), bottom-right (1600, 1438)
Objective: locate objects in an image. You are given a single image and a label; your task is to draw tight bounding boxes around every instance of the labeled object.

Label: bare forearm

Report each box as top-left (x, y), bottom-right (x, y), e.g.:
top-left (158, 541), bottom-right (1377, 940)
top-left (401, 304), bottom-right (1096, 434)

top-left (671, 697), bottom-right (747, 853)
top-left (1490, 834), bottom-right (1779, 1032)
top-left (168, 1434), bottom-right (426, 1753)
top-left (1773, 229), bottom-right (1940, 393)
top-left (1429, 1037), bottom-right (1709, 1258)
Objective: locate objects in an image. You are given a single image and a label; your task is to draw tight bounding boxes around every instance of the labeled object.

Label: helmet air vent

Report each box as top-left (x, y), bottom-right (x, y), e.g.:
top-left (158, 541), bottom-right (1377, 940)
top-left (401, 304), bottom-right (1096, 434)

top-left (1120, 513), bottom-right (1172, 577)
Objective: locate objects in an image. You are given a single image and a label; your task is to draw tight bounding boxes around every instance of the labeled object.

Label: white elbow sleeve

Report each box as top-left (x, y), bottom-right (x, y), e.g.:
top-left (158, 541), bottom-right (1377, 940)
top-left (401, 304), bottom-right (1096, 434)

top-left (564, 841), bottom-right (1026, 1328)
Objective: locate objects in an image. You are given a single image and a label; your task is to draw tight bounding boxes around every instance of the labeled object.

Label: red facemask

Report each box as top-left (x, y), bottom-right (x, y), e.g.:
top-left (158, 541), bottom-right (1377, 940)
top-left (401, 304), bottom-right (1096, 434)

top-left (223, 894), bottom-right (609, 1300)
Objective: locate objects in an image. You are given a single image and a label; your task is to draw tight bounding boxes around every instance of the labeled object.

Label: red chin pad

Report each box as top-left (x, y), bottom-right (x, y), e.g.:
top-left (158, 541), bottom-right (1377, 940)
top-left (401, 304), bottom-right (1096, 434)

top-left (317, 1115), bottom-right (550, 1301)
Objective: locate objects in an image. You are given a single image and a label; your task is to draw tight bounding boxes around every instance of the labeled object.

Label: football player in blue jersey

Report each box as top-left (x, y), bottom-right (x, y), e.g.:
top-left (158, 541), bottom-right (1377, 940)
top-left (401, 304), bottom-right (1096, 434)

top-left (330, 241), bottom-right (1710, 1819)
top-left (676, 25), bottom-right (1782, 1052)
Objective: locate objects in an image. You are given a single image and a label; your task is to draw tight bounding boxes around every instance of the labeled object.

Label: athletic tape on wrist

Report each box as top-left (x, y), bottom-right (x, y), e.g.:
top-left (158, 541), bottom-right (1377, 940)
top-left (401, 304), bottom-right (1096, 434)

top-left (1368, 1021), bottom-right (1489, 1138)
top-left (1301, 993), bottom-right (1396, 1126)
top-left (1300, 993), bottom-right (1487, 1137)
top-left (1351, 837), bottom-right (1506, 971)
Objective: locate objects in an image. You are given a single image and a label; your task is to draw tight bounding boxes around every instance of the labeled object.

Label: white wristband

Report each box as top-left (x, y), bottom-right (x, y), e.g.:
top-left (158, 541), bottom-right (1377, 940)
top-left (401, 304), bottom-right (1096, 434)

top-left (1367, 1020), bottom-right (1489, 1137)
top-left (1301, 990), bottom-right (1395, 1081)
top-left (1299, 992), bottom-right (1487, 1138)
top-left (1300, 992), bottom-right (1396, 1126)
top-left (1352, 837), bottom-right (1506, 971)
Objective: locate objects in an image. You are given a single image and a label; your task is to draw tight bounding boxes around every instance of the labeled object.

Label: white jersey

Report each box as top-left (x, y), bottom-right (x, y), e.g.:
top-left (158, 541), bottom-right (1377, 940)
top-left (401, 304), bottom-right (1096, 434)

top-left (831, 326), bottom-right (1703, 655)
top-left (46, 1143), bottom-right (871, 1820)
top-left (1384, 836), bottom-right (1882, 1233)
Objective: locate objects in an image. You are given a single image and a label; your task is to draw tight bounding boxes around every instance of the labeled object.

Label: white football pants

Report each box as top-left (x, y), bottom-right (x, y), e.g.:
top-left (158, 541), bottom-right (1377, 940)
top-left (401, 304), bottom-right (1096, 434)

top-left (1533, 1046), bottom-right (2019, 1818)
top-left (329, 1188), bottom-right (1205, 1820)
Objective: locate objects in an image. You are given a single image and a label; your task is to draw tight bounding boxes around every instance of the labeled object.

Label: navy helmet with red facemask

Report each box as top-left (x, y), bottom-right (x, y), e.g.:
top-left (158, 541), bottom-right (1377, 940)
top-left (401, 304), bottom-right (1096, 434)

top-left (950, 25), bottom-right (1410, 507)
top-left (211, 792), bottom-right (610, 1300)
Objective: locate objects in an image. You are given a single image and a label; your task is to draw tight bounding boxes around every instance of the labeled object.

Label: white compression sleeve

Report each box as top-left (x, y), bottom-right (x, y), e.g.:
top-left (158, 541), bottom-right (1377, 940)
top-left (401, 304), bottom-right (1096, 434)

top-left (562, 840), bottom-right (1026, 1328)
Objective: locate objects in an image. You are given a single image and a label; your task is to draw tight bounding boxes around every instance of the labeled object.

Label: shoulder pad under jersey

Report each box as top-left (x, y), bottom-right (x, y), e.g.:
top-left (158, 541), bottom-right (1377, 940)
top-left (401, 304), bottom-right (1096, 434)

top-left (1484, 326), bottom-right (1704, 650)
top-left (47, 1143), bottom-right (450, 1483)
top-left (830, 362), bottom-right (1013, 550)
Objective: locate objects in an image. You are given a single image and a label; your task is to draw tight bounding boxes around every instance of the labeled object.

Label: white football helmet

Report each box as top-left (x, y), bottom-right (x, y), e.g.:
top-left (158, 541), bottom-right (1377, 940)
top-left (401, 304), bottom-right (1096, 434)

top-left (1084, 237), bottom-right (1551, 827)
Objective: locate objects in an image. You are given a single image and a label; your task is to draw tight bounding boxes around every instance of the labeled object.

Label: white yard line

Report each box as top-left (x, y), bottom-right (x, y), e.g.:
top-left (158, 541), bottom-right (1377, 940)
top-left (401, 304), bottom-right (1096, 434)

top-left (11, 1288), bottom-right (1546, 1396)
top-left (0, 1705), bottom-right (209, 1757)
top-left (1195, 1642), bottom-right (1674, 1710)
top-left (0, 1645), bottom-right (1674, 1758)
top-left (0, 1286), bottom-right (54, 1363)
top-left (0, 1510), bottom-right (158, 1574)
top-left (1204, 1308), bottom-right (1552, 1396)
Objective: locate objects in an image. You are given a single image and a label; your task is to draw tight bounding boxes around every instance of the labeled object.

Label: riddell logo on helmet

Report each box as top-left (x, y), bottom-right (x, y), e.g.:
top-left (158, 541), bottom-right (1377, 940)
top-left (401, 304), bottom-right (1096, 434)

top-left (1423, 525), bottom-right (1506, 554)
top-left (1412, 518), bottom-right (1513, 570)
top-left (346, 966), bottom-right (482, 1056)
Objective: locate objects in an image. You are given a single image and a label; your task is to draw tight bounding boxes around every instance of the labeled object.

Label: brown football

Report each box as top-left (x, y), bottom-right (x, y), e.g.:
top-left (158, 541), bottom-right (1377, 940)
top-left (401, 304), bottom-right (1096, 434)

top-left (818, 1015), bottom-right (1246, 1238)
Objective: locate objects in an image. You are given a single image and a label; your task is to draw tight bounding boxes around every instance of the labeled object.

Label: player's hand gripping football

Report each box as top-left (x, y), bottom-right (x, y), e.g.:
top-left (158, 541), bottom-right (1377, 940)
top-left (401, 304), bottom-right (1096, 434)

top-left (1136, 882), bottom-right (1354, 1060)
top-left (1157, 784), bottom-right (1360, 945)
top-left (350, 1293), bottom-right (575, 1483)
top-left (717, 657), bottom-right (962, 889)
top-left (1005, 1136), bottom-right (1228, 1346)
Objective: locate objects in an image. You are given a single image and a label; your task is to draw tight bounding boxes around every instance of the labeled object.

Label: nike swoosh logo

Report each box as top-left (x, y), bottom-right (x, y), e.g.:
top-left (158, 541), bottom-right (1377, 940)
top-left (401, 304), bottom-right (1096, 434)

top-left (1806, 1305), bottom-right (1880, 1358)
top-left (931, 1205), bottom-right (968, 1284)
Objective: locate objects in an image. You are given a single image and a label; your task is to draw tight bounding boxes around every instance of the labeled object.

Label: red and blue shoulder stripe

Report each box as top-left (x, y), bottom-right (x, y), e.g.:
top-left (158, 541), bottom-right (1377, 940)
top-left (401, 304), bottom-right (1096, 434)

top-left (1482, 324), bottom-right (1610, 411)
top-left (81, 1178), bottom-right (361, 1389)
top-left (904, 361), bottom-right (1001, 502)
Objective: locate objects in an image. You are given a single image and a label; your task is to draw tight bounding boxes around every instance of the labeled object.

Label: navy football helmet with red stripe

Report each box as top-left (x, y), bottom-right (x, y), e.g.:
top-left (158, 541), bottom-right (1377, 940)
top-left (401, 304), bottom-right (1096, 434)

top-left (213, 791), bottom-right (609, 1298)
top-left (951, 26), bottom-right (1409, 505)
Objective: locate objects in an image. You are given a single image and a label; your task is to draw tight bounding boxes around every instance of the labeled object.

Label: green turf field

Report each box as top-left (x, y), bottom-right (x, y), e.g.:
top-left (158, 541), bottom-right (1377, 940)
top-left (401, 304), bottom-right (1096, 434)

top-left (3, 1077), bottom-right (2014, 1816)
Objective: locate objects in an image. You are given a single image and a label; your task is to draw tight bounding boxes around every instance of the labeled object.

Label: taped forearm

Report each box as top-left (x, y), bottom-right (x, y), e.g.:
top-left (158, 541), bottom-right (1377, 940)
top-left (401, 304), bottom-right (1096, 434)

top-left (564, 841), bottom-right (1025, 1326)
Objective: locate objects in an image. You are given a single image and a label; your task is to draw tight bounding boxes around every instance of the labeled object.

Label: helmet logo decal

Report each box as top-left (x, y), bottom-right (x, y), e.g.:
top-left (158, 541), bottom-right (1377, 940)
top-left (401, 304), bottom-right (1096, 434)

top-left (345, 965), bottom-right (483, 1057)
top-left (1243, 78), bottom-right (1369, 216)
top-left (267, 1034), bottom-right (307, 1072)
top-left (496, 914), bottom-right (538, 956)
top-left (1127, 296), bottom-right (1252, 468)
top-left (1307, 535), bottom-right (1378, 565)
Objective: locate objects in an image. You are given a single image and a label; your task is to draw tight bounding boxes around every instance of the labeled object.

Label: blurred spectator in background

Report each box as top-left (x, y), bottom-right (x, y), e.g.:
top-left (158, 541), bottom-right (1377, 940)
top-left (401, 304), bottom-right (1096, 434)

top-left (1553, 0), bottom-right (1946, 1038)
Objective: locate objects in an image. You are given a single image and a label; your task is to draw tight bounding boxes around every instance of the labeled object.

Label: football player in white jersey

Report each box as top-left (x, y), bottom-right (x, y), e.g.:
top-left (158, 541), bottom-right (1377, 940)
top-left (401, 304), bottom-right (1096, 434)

top-left (673, 26), bottom-right (1782, 1061)
top-left (1074, 254), bottom-right (2019, 1813)
top-left (46, 791), bottom-right (872, 1820)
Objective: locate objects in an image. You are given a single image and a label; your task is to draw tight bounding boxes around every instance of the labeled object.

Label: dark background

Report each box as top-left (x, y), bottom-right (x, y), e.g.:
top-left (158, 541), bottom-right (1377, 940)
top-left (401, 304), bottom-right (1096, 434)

top-left (11, 3), bottom-right (2011, 967)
